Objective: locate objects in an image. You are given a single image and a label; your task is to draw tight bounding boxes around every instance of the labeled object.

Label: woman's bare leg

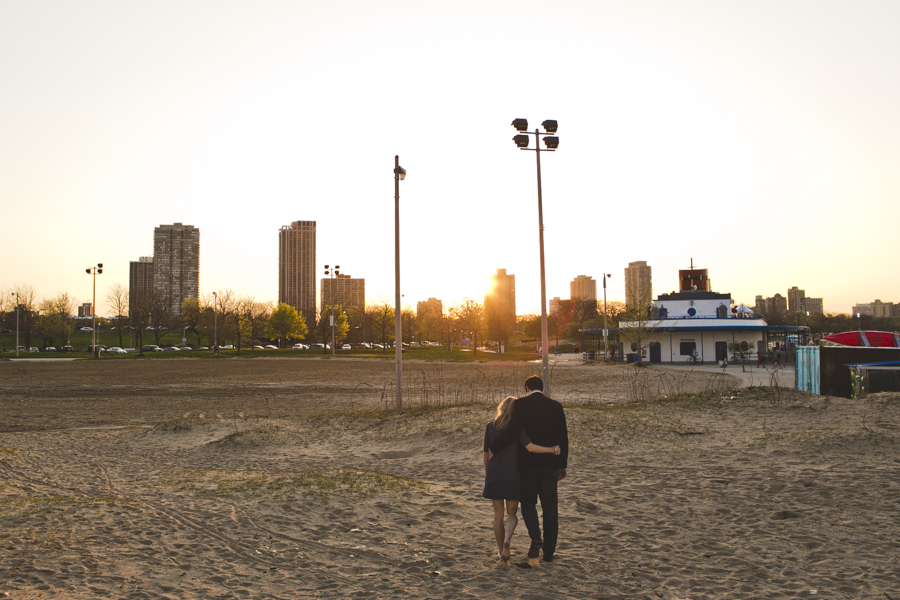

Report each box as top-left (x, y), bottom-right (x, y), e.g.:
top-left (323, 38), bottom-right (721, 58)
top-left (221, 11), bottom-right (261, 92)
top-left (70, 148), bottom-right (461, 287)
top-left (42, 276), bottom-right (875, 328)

top-left (491, 499), bottom-right (506, 558)
top-left (503, 500), bottom-right (519, 560)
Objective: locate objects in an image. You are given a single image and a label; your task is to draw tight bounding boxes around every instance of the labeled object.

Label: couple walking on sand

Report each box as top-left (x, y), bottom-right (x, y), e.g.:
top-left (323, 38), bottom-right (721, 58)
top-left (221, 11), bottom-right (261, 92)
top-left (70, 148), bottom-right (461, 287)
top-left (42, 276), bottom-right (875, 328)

top-left (482, 375), bottom-right (569, 563)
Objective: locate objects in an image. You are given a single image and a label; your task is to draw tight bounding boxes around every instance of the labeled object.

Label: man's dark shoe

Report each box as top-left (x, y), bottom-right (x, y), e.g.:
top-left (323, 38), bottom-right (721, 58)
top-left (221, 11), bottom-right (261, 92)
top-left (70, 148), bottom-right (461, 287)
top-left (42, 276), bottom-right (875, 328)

top-left (542, 552), bottom-right (555, 562)
top-left (527, 539), bottom-right (543, 559)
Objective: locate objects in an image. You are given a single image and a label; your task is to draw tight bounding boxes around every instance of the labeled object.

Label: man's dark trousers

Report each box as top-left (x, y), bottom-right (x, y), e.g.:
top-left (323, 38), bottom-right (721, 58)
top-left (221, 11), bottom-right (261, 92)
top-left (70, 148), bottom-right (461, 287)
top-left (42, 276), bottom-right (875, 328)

top-left (520, 467), bottom-right (560, 554)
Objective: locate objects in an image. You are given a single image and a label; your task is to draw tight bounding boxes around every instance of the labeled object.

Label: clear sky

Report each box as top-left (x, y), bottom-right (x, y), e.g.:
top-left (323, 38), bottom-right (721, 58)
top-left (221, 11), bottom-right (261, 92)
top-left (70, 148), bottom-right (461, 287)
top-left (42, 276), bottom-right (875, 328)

top-left (3, 1), bottom-right (899, 317)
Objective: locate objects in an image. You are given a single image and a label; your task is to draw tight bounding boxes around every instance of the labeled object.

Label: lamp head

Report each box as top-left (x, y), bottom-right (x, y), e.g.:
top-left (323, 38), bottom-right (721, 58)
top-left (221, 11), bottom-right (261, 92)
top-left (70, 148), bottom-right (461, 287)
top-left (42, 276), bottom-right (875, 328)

top-left (97, 269), bottom-right (102, 274)
top-left (86, 269), bottom-right (91, 274)
top-left (98, 263), bottom-right (103, 269)
top-left (541, 119), bottom-right (558, 133)
top-left (511, 118), bottom-right (528, 132)
top-left (513, 134), bottom-right (529, 148)
top-left (543, 136), bottom-right (559, 149)
top-left (394, 165), bottom-right (406, 180)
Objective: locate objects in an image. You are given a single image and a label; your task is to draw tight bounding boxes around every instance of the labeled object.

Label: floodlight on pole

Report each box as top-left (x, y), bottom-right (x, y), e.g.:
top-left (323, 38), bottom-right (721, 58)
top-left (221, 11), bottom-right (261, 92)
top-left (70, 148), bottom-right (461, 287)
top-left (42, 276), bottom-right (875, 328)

top-left (509, 118), bottom-right (559, 395)
top-left (86, 263), bottom-right (103, 358)
top-left (394, 155), bottom-right (406, 410)
top-left (602, 273), bottom-right (612, 361)
top-left (324, 264), bottom-right (340, 356)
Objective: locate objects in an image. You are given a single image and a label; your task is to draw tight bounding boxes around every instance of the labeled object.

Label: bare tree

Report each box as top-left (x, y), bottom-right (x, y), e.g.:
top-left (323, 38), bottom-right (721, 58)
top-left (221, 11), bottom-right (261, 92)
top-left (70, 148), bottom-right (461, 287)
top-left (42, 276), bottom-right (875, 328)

top-left (105, 283), bottom-right (129, 347)
top-left (368, 300), bottom-right (395, 353)
top-left (450, 299), bottom-right (484, 356)
top-left (12, 284), bottom-right (39, 349)
top-left (616, 287), bottom-right (670, 364)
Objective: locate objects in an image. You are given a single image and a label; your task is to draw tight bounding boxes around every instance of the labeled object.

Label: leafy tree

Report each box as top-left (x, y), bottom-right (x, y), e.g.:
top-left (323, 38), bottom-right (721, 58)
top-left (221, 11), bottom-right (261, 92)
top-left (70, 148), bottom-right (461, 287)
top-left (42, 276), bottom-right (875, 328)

top-left (266, 303), bottom-right (308, 347)
top-left (316, 304), bottom-right (349, 350)
top-left (35, 293), bottom-right (76, 348)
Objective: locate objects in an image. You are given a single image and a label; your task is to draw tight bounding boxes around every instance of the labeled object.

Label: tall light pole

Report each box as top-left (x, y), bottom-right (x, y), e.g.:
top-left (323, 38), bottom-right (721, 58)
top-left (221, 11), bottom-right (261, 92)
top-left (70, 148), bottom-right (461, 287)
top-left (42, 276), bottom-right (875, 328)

top-left (12, 292), bottom-right (20, 358)
top-left (394, 155), bottom-right (407, 410)
top-left (511, 119), bottom-right (558, 395)
top-left (85, 263), bottom-right (103, 358)
top-left (602, 273), bottom-right (612, 361)
top-left (212, 291), bottom-right (218, 353)
top-left (324, 265), bottom-right (341, 355)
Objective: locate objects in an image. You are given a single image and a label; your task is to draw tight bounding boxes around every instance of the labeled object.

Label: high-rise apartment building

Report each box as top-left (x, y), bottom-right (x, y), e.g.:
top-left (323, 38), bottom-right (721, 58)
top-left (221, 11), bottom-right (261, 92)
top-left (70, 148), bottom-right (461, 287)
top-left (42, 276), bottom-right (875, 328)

top-left (417, 298), bottom-right (443, 320)
top-left (549, 296), bottom-right (562, 317)
top-left (485, 269), bottom-right (516, 322)
top-left (129, 256), bottom-right (154, 316)
top-left (278, 221), bottom-right (317, 323)
top-left (853, 299), bottom-right (894, 318)
top-left (754, 293), bottom-right (787, 317)
top-left (153, 223), bottom-right (200, 316)
top-left (787, 286), bottom-right (805, 312)
top-left (78, 303), bottom-right (93, 318)
top-left (320, 273), bottom-right (365, 313)
top-left (624, 261), bottom-right (652, 309)
top-left (570, 275), bottom-right (597, 302)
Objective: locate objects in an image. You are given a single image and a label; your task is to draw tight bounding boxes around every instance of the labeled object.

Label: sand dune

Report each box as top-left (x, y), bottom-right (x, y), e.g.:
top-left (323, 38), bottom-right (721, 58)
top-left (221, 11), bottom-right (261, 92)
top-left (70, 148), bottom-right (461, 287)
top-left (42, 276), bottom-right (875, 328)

top-left (1, 358), bottom-right (898, 599)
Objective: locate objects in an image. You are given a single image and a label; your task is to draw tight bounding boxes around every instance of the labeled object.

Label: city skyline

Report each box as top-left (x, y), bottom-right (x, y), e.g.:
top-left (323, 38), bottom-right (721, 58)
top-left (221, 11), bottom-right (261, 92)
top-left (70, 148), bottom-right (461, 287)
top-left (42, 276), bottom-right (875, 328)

top-left (3, 2), bottom-right (899, 317)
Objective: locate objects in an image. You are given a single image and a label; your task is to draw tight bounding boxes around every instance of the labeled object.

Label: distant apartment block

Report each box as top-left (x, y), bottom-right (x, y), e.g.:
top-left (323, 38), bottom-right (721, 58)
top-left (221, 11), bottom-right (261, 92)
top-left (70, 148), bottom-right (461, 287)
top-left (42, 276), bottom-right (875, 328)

top-left (278, 221), bottom-right (317, 323)
top-left (152, 223), bottom-right (200, 316)
top-left (754, 293), bottom-right (787, 317)
top-left (570, 275), bottom-right (597, 302)
top-left (624, 261), bottom-right (652, 309)
top-left (321, 274), bottom-right (365, 313)
top-left (129, 256), bottom-right (154, 316)
top-left (417, 298), bottom-right (443, 320)
top-left (78, 302), bottom-right (93, 318)
top-left (549, 296), bottom-right (561, 317)
top-left (485, 268), bottom-right (516, 322)
top-left (853, 299), bottom-right (896, 318)
top-left (787, 286), bottom-right (824, 315)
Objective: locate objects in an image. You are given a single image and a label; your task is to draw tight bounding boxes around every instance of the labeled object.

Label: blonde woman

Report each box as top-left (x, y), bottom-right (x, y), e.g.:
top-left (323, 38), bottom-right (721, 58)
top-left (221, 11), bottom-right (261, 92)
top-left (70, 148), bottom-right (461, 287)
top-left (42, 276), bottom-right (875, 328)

top-left (483, 396), bottom-right (560, 561)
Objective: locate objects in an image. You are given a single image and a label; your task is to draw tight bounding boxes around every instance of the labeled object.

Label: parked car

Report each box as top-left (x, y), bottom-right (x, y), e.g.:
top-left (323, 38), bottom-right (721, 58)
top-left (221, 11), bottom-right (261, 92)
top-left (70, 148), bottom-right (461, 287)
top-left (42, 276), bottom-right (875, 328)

top-left (252, 345), bottom-right (265, 350)
top-left (107, 347), bottom-right (127, 354)
top-left (141, 345), bottom-right (163, 352)
top-left (264, 345), bottom-right (278, 350)
top-left (44, 346), bottom-right (57, 352)
top-left (79, 327), bottom-right (93, 333)
top-left (29, 347), bottom-right (39, 352)
top-left (220, 344), bottom-right (234, 349)
top-left (292, 343), bottom-right (309, 350)
top-left (60, 346), bottom-right (75, 353)
top-left (341, 344), bottom-right (351, 350)
top-left (198, 346), bottom-right (209, 350)
top-left (310, 343), bottom-right (325, 349)
top-left (163, 346), bottom-right (180, 351)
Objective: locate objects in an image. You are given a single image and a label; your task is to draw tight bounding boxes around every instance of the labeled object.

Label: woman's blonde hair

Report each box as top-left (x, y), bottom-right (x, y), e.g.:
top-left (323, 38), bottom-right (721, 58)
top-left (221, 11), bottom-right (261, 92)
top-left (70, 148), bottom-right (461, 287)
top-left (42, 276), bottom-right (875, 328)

top-left (493, 396), bottom-right (516, 431)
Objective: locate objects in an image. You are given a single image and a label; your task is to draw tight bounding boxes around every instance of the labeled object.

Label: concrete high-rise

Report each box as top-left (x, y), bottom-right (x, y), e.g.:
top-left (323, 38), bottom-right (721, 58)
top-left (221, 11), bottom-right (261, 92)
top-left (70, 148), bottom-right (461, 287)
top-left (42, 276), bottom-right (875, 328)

top-left (485, 269), bottom-right (516, 322)
top-left (624, 261), bottom-right (652, 309)
top-left (570, 275), bottom-right (597, 302)
top-left (152, 223), bottom-right (200, 316)
top-left (129, 256), bottom-right (154, 316)
top-left (278, 221), bottom-right (317, 323)
top-left (320, 273), bottom-right (365, 313)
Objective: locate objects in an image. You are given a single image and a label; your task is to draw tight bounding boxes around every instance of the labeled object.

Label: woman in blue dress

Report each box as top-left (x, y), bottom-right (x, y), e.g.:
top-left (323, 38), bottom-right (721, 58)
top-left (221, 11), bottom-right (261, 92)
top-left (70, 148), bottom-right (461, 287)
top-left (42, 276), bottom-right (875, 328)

top-left (483, 396), bottom-right (560, 561)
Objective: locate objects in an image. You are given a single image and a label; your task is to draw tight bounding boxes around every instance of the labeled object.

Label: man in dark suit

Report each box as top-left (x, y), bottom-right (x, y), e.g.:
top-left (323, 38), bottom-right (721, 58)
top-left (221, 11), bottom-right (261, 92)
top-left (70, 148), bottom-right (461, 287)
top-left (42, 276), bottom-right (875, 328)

top-left (489, 375), bottom-right (568, 562)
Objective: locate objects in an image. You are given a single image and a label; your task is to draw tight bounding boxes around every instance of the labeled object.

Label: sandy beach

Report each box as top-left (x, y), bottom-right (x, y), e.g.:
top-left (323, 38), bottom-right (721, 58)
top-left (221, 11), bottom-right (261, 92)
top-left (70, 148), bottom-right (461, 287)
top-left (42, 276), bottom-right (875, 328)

top-left (1, 358), bottom-right (898, 599)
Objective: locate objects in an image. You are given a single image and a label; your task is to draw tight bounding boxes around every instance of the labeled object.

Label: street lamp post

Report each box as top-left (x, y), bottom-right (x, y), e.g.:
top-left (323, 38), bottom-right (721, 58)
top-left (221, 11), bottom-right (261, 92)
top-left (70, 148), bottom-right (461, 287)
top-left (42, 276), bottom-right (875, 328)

top-left (85, 263), bottom-right (103, 358)
top-left (394, 155), bottom-right (407, 410)
top-left (511, 119), bottom-right (558, 394)
top-left (212, 291), bottom-right (218, 354)
top-left (11, 292), bottom-right (20, 358)
top-left (602, 273), bottom-right (612, 361)
top-left (324, 265), bottom-right (340, 356)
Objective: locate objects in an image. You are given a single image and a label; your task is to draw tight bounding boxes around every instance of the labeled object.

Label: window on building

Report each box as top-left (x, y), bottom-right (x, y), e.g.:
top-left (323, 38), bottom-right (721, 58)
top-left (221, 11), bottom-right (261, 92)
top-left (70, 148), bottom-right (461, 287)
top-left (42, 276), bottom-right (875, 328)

top-left (680, 341), bottom-right (696, 355)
